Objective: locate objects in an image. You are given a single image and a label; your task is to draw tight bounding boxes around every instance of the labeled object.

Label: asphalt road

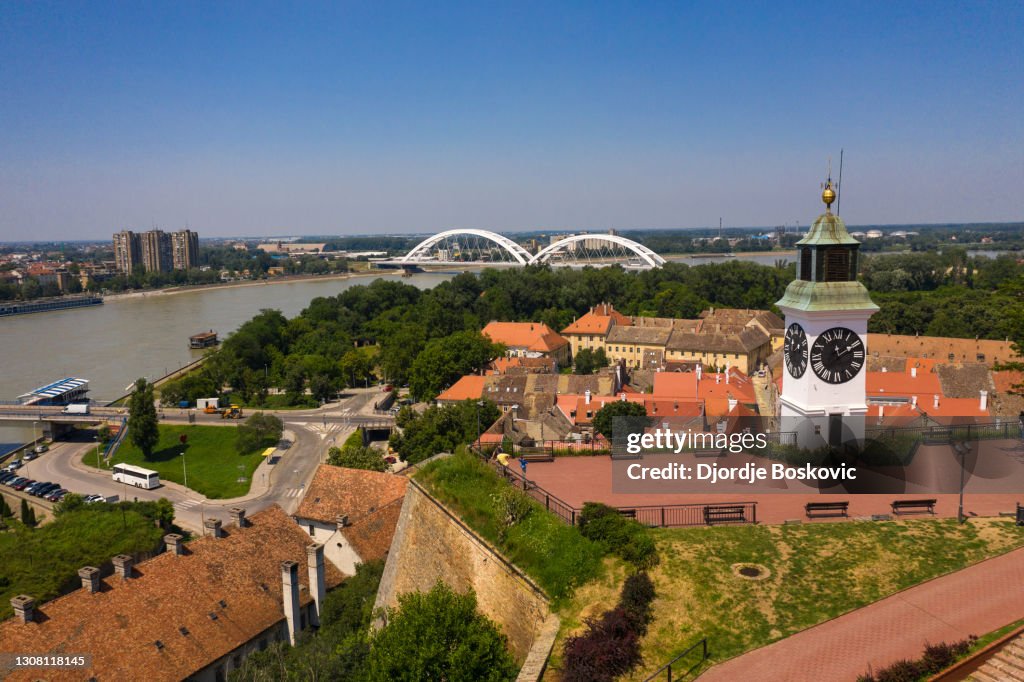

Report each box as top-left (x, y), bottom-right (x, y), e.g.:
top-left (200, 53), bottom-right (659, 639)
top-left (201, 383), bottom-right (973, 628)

top-left (14, 389), bottom-right (392, 532)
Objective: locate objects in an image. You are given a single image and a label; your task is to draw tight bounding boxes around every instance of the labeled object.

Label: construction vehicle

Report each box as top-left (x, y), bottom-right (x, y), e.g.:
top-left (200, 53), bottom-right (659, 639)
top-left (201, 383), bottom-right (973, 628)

top-left (204, 405), bottom-right (220, 414)
top-left (220, 405), bottom-right (243, 419)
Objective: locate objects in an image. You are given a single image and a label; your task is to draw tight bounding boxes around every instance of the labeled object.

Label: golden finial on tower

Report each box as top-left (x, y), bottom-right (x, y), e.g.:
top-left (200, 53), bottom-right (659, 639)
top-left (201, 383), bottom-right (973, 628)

top-left (822, 178), bottom-right (836, 212)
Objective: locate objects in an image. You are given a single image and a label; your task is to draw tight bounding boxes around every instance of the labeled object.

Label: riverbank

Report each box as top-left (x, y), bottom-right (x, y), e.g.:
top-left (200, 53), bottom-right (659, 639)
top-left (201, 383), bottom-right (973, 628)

top-left (102, 270), bottom-right (383, 302)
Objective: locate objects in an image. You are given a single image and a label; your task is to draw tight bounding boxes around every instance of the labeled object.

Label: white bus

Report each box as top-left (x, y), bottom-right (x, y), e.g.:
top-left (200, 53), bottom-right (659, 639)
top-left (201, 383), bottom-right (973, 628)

top-left (112, 463), bottom-right (161, 489)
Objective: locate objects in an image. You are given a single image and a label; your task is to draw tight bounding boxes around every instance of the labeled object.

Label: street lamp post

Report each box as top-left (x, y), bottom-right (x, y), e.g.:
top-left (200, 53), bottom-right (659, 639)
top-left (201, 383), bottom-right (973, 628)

top-left (180, 434), bottom-right (189, 490)
top-left (956, 442), bottom-right (967, 524)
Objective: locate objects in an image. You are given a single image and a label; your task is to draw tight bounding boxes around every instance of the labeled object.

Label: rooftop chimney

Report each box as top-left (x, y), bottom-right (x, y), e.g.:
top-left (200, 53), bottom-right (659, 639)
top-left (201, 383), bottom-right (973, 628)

top-left (584, 390), bottom-right (591, 405)
top-left (716, 374), bottom-right (721, 384)
top-left (620, 392), bottom-right (626, 402)
top-left (79, 566), bottom-right (101, 594)
top-left (112, 554), bottom-right (134, 580)
top-left (337, 514), bottom-right (350, 529)
top-left (696, 365), bottom-right (702, 381)
top-left (912, 395), bottom-right (918, 407)
top-left (980, 390), bottom-right (988, 411)
top-left (911, 367), bottom-right (917, 378)
top-left (307, 543), bottom-right (325, 628)
top-left (229, 507), bottom-right (248, 528)
top-left (204, 518), bottom-right (223, 538)
top-left (165, 533), bottom-right (185, 555)
top-left (727, 398), bottom-right (738, 412)
top-left (281, 560), bottom-right (301, 645)
top-left (11, 595), bottom-right (35, 624)
top-left (725, 370), bottom-right (730, 384)
top-left (882, 367), bottom-right (888, 373)
top-left (933, 394), bottom-right (940, 409)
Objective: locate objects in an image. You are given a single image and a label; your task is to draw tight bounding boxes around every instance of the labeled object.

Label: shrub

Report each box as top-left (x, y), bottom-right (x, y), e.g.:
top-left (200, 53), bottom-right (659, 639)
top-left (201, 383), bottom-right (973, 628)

top-left (562, 572), bottom-right (657, 682)
top-left (578, 502), bottom-right (659, 569)
top-left (859, 637), bottom-right (976, 682)
top-left (618, 572), bottom-right (656, 632)
top-left (491, 487), bottom-right (532, 532)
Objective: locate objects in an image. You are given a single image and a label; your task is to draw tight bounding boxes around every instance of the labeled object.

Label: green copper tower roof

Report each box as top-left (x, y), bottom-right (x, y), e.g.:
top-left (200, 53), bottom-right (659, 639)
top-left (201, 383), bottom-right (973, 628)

top-left (797, 211), bottom-right (861, 247)
top-left (775, 280), bottom-right (879, 312)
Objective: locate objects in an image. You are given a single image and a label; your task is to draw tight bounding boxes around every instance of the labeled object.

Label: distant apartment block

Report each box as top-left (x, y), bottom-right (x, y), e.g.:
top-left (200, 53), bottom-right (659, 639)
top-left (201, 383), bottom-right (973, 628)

top-left (113, 229), bottom-right (199, 273)
top-left (171, 229), bottom-right (199, 270)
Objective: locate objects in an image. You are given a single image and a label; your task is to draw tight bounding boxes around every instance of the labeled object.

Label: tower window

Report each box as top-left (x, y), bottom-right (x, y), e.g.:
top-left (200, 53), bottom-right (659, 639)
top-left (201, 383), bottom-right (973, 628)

top-left (824, 248), bottom-right (851, 281)
top-left (799, 248), bottom-right (812, 281)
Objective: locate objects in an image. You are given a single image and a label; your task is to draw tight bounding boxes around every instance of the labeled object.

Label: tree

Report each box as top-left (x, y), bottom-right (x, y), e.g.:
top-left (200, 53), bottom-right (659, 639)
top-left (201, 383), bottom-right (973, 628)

top-left (574, 347), bottom-right (610, 375)
top-left (20, 499), bottom-right (36, 526)
top-left (0, 495), bottom-right (11, 518)
top-left (128, 378), bottom-right (160, 459)
top-left (367, 581), bottom-right (517, 682)
top-left (408, 331), bottom-right (501, 401)
top-left (54, 493), bottom-right (87, 515)
top-left (389, 400), bottom-right (500, 465)
top-left (339, 347), bottom-right (375, 388)
top-left (235, 412), bottom-right (284, 454)
top-left (327, 444), bottom-right (388, 471)
top-left (591, 401), bottom-right (647, 441)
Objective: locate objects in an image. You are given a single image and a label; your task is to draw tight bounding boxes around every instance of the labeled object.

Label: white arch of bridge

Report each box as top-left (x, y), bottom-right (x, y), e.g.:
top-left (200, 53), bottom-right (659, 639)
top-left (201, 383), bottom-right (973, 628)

top-left (402, 229), bottom-right (533, 265)
top-left (529, 233), bottom-right (667, 268)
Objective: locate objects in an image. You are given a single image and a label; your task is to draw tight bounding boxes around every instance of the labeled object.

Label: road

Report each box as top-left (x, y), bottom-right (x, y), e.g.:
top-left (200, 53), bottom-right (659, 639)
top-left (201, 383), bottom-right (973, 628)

top-left (15, 388), bottom-right (393, 532)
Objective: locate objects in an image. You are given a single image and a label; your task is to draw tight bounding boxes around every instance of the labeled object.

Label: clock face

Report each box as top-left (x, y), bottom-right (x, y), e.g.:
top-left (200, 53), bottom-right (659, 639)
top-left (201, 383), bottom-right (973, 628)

top-left (810, 327), bottom-right (865, 384)
top-left (784, 323), bottom-right (808, 378)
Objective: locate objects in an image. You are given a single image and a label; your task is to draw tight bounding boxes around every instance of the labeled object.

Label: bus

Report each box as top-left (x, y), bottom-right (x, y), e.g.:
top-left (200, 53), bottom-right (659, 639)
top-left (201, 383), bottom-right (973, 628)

top-left (112, 463), bottom-right (161, 489)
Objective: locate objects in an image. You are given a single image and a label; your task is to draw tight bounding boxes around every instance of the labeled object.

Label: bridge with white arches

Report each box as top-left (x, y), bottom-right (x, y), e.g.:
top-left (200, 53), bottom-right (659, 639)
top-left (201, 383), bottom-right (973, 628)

top-left (379, 228), bottom-right (667, 270)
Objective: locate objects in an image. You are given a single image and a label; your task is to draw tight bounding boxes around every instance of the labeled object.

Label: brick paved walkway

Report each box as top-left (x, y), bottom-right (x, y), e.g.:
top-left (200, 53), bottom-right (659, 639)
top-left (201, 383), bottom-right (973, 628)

top-left (699, 545), bottom-right (1024, 681)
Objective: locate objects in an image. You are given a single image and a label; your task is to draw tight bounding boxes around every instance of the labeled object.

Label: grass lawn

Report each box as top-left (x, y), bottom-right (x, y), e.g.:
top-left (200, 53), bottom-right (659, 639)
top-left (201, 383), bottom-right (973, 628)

top-left (0, 508), bottom-right (165, 618)
top-left (551, 518), bottom-right (1024, 681)
top-left (96, 424), bottom-right (263, 499)
top-left (224, 392), bottom-right (318, 410)
top-left (415, 450), bottom-right (606, 603)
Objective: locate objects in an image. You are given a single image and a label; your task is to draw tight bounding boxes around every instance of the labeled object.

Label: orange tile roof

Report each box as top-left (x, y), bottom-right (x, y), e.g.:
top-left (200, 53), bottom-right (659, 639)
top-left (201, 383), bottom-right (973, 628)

top-left (561, 303), bottom-right (631, 335)
top-left (866, 370), bottom-right (942, 398)
top-left (652, 372), bottom-right (699, 399)
top-left (481, 321), bottom-right (568, 353)
top-left (644, 399), bottom-right (703, 418)
top-left (0, 506), bottom-right (344, 682)
top-left (993, 370), bottom-right (1024, 394)
top-left (295, 465), bottom-right (409, 528)
top-left (867, 334), bottom-right (1019, 366)
top-left (435, 375), bottom-right (487, 402)
top-left (341, 497), bottom-right (405, 563)
top-left (555, 393), bottom-right (644, 424)
top-left (697, 369), bottom-right (757, 404)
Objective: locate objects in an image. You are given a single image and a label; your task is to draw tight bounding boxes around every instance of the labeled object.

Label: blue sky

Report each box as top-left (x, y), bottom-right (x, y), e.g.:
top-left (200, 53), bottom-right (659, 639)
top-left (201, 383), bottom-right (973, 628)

top-left (1, 1), bottom-right (1021, 239)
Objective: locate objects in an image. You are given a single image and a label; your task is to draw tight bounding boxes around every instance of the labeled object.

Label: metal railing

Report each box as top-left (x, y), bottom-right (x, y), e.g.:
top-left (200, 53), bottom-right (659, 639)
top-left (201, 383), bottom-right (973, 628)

top-left (642, 637), bottom-right (709, 682)
top-left (485, 452), bottom-right (756, 529)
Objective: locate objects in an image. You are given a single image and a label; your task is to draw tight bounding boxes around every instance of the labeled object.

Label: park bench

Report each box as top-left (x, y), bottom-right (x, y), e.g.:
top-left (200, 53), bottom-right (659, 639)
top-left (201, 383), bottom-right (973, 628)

top-left (891, 499), bottom-right (936, 515)
top-left (703, 504), bottom-right (748, 525)
top-left (618, 509), bottom-right (638, 520)
top-left (519, 453), bottom-right (554, 463)
top-left (805, 501), bottom-right (850, 518)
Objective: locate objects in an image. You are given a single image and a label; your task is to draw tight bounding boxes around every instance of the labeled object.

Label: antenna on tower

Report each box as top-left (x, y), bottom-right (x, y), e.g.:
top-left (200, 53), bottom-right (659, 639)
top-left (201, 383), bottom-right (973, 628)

top-left (836, 149), bottom-right (844, 215)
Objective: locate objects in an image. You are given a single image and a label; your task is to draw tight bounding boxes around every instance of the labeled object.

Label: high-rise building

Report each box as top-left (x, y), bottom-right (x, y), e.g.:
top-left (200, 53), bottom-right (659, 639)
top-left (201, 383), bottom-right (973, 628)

top-left (113, 230), bottom-right (141, 273)
top-left (140, 230), bottom-right (173, 273)
top-left (170, 229), bottom-right (199, 270)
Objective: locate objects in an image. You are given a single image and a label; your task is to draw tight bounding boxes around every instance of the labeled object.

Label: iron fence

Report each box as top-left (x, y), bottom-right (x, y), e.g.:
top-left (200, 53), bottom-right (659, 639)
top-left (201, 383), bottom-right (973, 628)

top-left (642, 637), bottom-right (709, 682)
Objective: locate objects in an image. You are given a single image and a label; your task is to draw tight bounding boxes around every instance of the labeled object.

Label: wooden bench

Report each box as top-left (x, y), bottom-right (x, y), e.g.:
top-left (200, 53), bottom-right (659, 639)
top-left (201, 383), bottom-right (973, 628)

top-left (618, 509), bottom-right (637, 520)
top-left (891, 499), bottom-right (937, 515)
top-left (703, 504), bottom-right (748, 525)
top-left (519, 453), bottom-right (554, 463)
top-left (805, 501), bottom-right (849, 518)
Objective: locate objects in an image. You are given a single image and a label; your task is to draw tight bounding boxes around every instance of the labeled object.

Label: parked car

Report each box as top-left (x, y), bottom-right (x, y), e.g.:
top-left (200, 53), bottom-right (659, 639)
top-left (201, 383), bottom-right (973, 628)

top-left (383, 384), bottom-right (394, 392)
top-left (7, 459), bottom-right (22, 471)
top-left (23, 452), bottom-right (36, 462)
top-left (46, 489), bottom-right (68, 502)
top-left (34, 482), bottom-right (60, 497)
top-left (385, 456), bottom-right (397, 464)
top-left (84, 494), bottom-right (105, 504)
top-left (27, 481), bottom-right (51, 496)
top-left (0, 471), bottom-right (16, 484)
top-left (13, 479), bottom-right (36, 491)
top-left (5, 476), bottom-right (26, 488)
top-left (34, 443), bottom-right (48, 453)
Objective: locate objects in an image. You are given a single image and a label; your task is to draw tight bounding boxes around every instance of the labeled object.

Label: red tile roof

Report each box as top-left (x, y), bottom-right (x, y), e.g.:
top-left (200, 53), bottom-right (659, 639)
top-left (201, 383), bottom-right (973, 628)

top-left (651, 372), bottom-right (699, 399)
top-left (294, 465), bottom-right (409, 528)
top-left (0, 506), bottom-right (344, 682)
top-left (436, 375), bottom-right (488, 402)
top-left (482, 322), bottom-right (569, 353)
top-left (561, 303), bottom-right (631, 335)
top-left (866, 370), bottom-right (943, 398)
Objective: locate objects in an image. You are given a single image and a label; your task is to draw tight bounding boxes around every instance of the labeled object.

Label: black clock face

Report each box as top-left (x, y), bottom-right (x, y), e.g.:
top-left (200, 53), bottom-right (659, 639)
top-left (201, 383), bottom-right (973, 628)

top-left (784, 323), bottom-right (808, 378)
top-left (810, 327), bottom-right (865, 384)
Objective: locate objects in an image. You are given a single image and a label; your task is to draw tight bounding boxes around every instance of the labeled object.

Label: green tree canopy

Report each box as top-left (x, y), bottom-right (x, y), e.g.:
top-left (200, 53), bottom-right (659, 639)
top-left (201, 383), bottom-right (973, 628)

top-left (235, 412), bottom-right (284, 454)
top-left (592, 400), bottom-right (648, 441)
top-left (367, 581), bottom-right (517, 682)
top-left (389, 400), bottom-right (500, 465)
top-left (409, 331), bottom-right (501, 401)
top-left (128, 378), bottom-right (159, 459)
top-left (328, 443), bottom-right (388, 472)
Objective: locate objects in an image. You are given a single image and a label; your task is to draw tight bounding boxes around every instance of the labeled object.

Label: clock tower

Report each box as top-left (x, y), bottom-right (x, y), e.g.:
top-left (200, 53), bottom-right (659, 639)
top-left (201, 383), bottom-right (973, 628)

top-left (777, 178), bottom-right (879, 448)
